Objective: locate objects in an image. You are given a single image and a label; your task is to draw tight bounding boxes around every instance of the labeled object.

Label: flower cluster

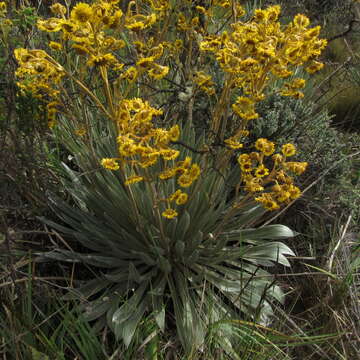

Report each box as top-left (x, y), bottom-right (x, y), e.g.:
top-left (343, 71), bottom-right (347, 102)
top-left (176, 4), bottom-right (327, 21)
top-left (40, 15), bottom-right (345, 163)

top-left (159, 156), bottom-right (201, 187)
top-left (238, 139), bottom-right (307, 210)
top-left (100, 98), bottom-right (200, 218)
top-left (102, 98), bottom-right (180, 172)
top-left (162, 189), bottom-right (189, 219)
top-left (13, 1), bottom-right (326, 218)
top-left (36, 1), bottom-right (170, 82)
top-left (14, 48), bottom-right (65, 127)
top-left (199, 5), bottom-right (327, 121)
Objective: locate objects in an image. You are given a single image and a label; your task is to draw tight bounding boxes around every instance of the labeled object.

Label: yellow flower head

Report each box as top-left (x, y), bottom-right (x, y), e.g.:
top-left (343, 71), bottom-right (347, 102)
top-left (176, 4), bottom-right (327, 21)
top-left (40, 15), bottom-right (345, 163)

top-left (168, 125), bottom-right (180, 142)
top-left (255, 164), bottom-right (269, 178)
top-left (272, 153), bottom-right (284, 164)
top-left (224, 137), bottom-right (243, 150)
top-left (293, 14), bottom-right (310, 28)
top-left (148, 64), bottom-right (169, 80)
top-left (175, 193), bottom-right (188, 205)
top-left (49, 41), bottom-right (62, 51)
top-left (282, 143), bottom-right (296, 157)
top-left (289, 185), bottom-right (301, 199)
top-left (159, 168), bottom-right (177, 180)
top-left (255, 194), bottom-right (279, 211)
top-left (0, 2), bottom-right (6, 16)
top-left (284, 161), bottom-right (308, 175)
top-left (101, 158), bottom-right (119, 171)
top-left (238, 154), bottom-right (250, 165)
top-left (71, 3), bottom-right (92, 23)
top-left (178, 174), bottom-right (194, 188)
top-left (162, 208), bottom-right (178, 219)
top-left (161, 149), bottom-right (180, 161)
top-left (244, 177), bottom-right (264, 192)
top-left (306, 61), bottom-right (324, 74)
top-left (50, 3), bottom-right (67, 16)
top-left (125, 176), bottom-right (144, 185)
top-left (232, 97), bottom-right (259, 120)
top-left (87, 54), bottom-right (117, 67)
top-left (121, 67), bottom-right (138, 82)
top-left (255, 138), bottom-right (275, 156)
top-left (169, 190), bottom-right (182, 202)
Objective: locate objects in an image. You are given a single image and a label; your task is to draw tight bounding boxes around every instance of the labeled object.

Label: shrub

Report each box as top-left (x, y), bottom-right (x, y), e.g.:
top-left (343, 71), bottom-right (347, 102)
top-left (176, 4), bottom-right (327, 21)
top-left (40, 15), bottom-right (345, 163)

top-left (13, 0), bottom-right (328, 354)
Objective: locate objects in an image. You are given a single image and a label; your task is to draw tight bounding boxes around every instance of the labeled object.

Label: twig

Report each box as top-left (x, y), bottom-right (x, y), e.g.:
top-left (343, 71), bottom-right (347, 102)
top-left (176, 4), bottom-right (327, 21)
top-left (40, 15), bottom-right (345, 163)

top-left (327, 214), bottom-right (353, 295)
top-left (327, 19), bottom-right (360, 43)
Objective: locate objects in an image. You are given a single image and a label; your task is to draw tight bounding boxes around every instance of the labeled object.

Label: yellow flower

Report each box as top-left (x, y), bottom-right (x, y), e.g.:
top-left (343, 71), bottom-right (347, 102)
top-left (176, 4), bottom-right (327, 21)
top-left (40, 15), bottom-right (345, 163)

top-left (72, 44), bottom-right (89, 55)
top-left (224, 137), bottom-right (243, 150)
top-left (37, 18), bottom-right (64, 32)
top-left (71, 3), bottom-right (92, 23)
top-left (249, 152), bottom-right (261, 162)
top-left (232, 97), bottom-right (259, 120)
top-left (121, 67), bottom-right (138, 82)
top-left (178, 174), bottom-right (194, 187)
top-left (87, 54), bottom-right (117, 67)
top-left (176, 193), bottom-right (188, 205)
top-left (168, 189), bottom-right (188, 205)
top-left (255, 138), bottom-right (275, 156)
top-left (291, 78), bottom-right (306, 89)
top-left (272, 154), bottom-right (284, 164)
top-left (293, 14), bottom-right (310, 28)
top-left (306, 61), bottom-right (324, 74)
top-left (0, 1), bottom-right (7, 16)
top-left (169, 190), bottom-right (182, 202)
top-left (244, 177), bottom-right (264, 192)
top-left (50, 3), bottom-right (67, 16)
top-left (162, 208), bottom-right (178, 219)
top-left (101, 158), bottom-right (119, 171)
top-left (289, 185), bottom-right (301, 199)
top-left (240, 161), bottom-right (253, 173)
top-left (238, 154), bottom-right (250, 164)
top-left (125, 176), bottom-right (144, 185)
top-left (189, 164), bottom-right (201, 180)
top-left (136, 56), bottom-right (155, 69)
top-left (214, 0), bottom-right (231, 8)
top-left (159, 168), bottom-right (177, 180)
top-left (148, 64), bottom-right (169, 80)
top-left (255, 164), bottom-right (269, 178)
top-left (49, 41), bottom-right (62, 51)
top-left (284, 162), bottom-right (308, 175)
top-left (255, 194), bottom-right (279, 211)
top-left (126, 13), bottom-right (156, 31)
top-left (161, 149), bottom-right (180, 161)
top-left (282, 143), bottom-right (296, 157)
top-left (168, 125), bottom-right (180, 141)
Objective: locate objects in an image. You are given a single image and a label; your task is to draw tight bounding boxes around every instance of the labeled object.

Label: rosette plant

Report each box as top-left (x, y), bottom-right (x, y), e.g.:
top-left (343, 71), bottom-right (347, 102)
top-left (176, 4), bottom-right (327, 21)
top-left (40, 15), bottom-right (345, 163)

top-left (13, 0), bottom-right (327, 353)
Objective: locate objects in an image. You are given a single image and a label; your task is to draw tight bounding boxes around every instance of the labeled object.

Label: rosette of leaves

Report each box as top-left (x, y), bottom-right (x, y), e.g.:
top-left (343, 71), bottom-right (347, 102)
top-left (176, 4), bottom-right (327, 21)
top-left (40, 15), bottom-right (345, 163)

top-left (40, 119), bottom-right (296, 354)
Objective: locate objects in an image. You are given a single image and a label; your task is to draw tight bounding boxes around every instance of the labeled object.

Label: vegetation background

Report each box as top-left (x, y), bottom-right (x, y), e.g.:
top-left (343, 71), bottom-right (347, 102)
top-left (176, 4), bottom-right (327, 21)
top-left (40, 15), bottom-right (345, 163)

top-left (1, 0), bottom-right (359, 359)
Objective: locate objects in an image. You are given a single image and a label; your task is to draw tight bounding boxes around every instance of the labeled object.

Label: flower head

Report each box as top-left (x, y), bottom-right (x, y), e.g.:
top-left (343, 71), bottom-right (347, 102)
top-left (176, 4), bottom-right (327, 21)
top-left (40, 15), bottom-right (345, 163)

top-left (101, 158), bottom-right (119, 171)
top-left (71, 3), bottom-right (92, 23)
top-left (162, 208), bottom-right (178, 219)
top-left (282, 143), bottom-right (296, 157)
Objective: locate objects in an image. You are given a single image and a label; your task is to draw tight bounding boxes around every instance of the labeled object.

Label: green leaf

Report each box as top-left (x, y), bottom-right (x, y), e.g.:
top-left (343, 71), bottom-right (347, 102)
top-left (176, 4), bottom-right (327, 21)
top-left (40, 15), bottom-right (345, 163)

top-left (30, 347), bottom-right (50, 360)
top-left (175, 240), bottom-right (185, 259)
top-left (235, 224), bottom-right (298, 241)
top-left (174, 211), bottom-right (191, 241)
top-left (242, 242), bottom-right (295, 267)
top-left (112, 282), bottom-right (148, 327)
